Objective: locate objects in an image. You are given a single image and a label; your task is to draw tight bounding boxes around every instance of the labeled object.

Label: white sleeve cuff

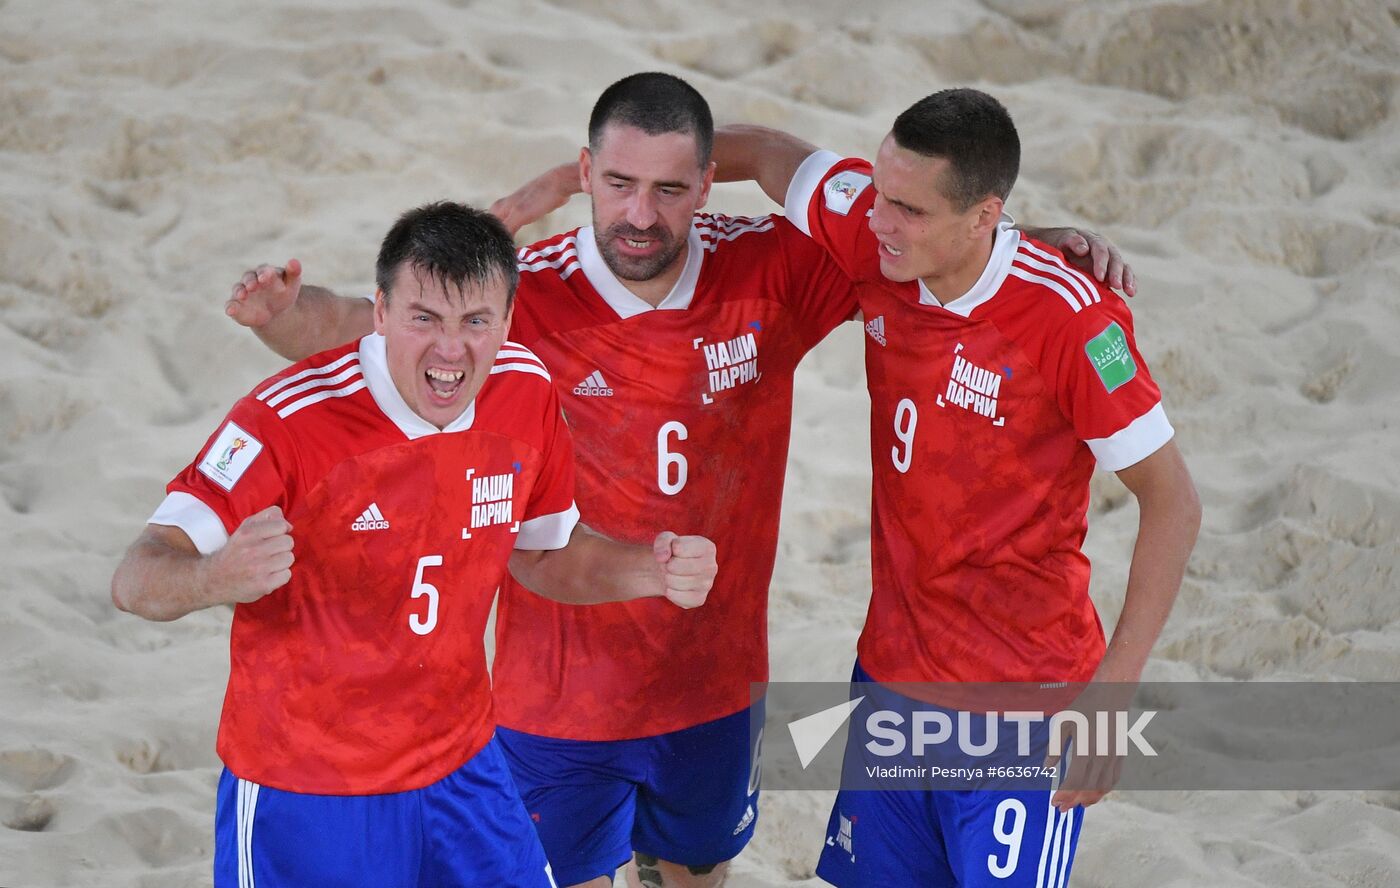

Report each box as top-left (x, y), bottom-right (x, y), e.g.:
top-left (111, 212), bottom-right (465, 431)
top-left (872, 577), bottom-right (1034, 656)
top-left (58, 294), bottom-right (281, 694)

top-left (784, 149), bottom-right (844, 237)
top-left (514, 502), bottom-right (580, 551)
top-left (1086, 402), bottom-right (1175, 472)
top-left (359, 292), bottom-right (376, 303)
top-left (148, 491), bottom-right (230, 555)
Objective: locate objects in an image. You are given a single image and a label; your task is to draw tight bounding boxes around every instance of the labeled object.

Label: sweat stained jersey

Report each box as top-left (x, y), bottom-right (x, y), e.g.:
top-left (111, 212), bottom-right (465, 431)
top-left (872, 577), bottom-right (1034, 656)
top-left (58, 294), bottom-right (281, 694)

top-left (786, 151), bottom-right (1175, 688)
top-left (491, 213), bottom-right (857, 740)
top-left (150, 334), bottom-right (579, 794)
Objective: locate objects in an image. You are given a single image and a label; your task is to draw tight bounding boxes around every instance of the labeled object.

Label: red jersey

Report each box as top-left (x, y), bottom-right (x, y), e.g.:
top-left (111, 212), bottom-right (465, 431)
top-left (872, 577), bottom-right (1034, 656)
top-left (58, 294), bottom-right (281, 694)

top-left (787, 152), bottom-right (1175, 686)
top-left (149, 334), bottom-right (578, 794)
top-left (492, 213), bottom-right (857, 739)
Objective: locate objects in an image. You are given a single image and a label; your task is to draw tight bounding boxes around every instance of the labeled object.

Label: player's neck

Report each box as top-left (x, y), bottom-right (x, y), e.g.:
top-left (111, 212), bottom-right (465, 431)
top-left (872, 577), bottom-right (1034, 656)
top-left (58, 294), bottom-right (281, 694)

top-left (623, 243), bottom-right (690, 308)
top-left (918, 239), bottom-right (995, 307)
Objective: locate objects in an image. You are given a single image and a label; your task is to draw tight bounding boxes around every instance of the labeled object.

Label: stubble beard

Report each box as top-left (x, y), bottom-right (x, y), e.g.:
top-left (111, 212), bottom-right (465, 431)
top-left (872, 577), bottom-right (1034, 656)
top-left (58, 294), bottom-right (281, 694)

top-left (596, 220), bottom-right (686, 282)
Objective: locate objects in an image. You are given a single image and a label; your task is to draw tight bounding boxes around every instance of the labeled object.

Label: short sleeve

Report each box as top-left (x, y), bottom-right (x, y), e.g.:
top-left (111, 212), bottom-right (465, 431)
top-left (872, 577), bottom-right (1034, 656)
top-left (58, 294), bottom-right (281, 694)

top-left (783, 151), bottom-right (884, 285)
top-left (769, 216), bottom-right (859, 349)
top-left (1047, 300), bottom-right (1174, 472)
top-left (151, 398), bottom-right (295, 553)
top-left (514, 386), bottom-right (579, 550)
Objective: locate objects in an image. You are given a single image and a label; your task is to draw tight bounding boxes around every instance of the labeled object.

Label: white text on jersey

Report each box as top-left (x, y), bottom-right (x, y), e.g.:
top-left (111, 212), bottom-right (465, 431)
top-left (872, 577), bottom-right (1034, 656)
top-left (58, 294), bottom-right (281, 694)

top-left (470, 472), bottom-right (514, 528)
top-left (573, 370), bottom-right (614, 397)
top-left (701, 332), bottom-right (760, 396)
top-left (351, 502), bottom-right (390, 532)
top-left (935, 343), bottom-right (1007, 426)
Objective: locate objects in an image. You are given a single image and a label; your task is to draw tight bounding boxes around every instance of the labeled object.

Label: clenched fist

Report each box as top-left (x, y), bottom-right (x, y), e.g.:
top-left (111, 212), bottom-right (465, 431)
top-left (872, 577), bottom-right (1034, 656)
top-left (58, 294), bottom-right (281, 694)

top-left (652, 531), bottom-right (717, 609)
top-left (202, 505), bottom-right (295, 606)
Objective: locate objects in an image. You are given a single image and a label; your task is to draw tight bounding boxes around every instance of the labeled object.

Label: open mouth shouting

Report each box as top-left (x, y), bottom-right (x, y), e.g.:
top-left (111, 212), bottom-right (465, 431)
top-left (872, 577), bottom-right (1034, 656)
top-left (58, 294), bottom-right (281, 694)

top-left (425, 366), bottom-right (466, 403)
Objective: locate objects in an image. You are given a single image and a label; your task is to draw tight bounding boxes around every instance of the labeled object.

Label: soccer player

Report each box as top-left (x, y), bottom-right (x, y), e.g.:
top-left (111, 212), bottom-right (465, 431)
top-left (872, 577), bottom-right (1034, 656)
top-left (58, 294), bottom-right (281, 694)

top-left (712, 90), bottom-right (1202, 887)
top-left (224, 75), bottom-right (1130, 888)
top-left (109, 202), bottom-right (717, 888)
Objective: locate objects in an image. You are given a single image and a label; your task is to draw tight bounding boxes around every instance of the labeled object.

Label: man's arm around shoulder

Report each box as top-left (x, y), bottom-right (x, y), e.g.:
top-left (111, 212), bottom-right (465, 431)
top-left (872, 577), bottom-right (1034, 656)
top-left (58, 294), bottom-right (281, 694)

top-left (712, 125), bottom-right (818, 207)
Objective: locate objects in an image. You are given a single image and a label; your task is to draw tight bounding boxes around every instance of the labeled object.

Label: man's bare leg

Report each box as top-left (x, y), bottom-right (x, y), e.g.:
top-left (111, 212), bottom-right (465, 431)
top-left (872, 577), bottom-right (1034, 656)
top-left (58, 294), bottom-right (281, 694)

top-left (625, 853), bottom-right (729, 887)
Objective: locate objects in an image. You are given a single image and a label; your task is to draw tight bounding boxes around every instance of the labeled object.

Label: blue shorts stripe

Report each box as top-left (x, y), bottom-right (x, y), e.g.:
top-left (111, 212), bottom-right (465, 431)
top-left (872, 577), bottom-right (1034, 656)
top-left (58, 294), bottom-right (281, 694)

top-left (214, 738), bottom-right (552, 887)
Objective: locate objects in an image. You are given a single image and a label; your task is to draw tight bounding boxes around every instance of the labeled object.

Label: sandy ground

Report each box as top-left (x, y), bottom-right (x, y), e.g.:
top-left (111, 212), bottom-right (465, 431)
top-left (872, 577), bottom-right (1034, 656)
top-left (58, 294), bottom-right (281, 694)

top-left (2, 0), bottom-right (1399, 885)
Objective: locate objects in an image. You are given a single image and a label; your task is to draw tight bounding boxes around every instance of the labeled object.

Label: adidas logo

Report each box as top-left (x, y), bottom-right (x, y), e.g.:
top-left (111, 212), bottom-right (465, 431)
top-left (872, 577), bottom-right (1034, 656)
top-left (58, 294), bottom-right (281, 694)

top-left (865, 315), bottom-right (886, 346)
top-left (572, 370), bottom-right (614, 397)
top-left (351, 503), bottom-right (390, 532)
top-left (733, 803), bottom-right (755, 835)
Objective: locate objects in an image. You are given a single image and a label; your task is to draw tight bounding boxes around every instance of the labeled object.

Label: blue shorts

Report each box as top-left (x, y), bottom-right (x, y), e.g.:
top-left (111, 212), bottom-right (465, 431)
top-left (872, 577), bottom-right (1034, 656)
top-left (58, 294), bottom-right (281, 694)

top-left (497, 700), bottom-right (764, 886)
top-left (816, 662), bottom-right (1084, 887)
top-left (214, 737), bottom-right (556, 888)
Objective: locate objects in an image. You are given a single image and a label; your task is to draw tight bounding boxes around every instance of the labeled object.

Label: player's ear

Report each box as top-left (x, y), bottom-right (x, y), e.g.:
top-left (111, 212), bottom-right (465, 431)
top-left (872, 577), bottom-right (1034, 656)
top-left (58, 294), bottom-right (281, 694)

top-left (970, 196), bottom-right (1003, 237)
top-left (579, 147), bottom-right (593, 195)
top-left (372, 288), bottom-right (389, 334)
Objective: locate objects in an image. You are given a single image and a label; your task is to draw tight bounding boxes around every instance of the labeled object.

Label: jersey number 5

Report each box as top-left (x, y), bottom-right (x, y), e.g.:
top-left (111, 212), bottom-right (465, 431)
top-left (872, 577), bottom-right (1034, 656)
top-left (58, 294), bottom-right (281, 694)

top-left (409, 555), bottom-right (443, 635)
top-left (657, 421), bottom-right (688, 495)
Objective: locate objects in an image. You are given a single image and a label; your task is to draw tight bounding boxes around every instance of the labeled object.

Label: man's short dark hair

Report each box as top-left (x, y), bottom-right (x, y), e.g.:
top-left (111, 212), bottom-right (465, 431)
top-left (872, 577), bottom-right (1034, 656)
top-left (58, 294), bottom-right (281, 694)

top-left (587, 72), bottom-right (714, 167)
top-left (375, 201), bottom-right (519, 308)
top-left (892, 88), bottom-right (1020, 212)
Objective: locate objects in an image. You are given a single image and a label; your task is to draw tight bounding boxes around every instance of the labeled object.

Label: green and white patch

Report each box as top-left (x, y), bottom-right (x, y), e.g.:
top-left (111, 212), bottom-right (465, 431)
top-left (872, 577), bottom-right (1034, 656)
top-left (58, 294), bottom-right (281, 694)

top-left (1085, 321), bottom-right (1137, 393)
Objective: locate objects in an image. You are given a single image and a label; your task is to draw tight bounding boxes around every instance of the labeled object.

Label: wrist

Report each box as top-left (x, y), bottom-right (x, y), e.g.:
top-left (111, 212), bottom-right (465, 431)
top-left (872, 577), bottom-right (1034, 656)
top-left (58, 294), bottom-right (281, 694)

top-left (191, 553), bottom-right (223, 611)
top-left (553, 163), bottom-right (582, 198)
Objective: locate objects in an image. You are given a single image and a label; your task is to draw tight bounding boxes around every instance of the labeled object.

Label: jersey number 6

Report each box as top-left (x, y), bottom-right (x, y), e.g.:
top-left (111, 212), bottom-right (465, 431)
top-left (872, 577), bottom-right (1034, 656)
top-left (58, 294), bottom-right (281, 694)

top-left (409, 555), bottom-right (443, 635)
top-left (657, 420), bottom-right (689, 496)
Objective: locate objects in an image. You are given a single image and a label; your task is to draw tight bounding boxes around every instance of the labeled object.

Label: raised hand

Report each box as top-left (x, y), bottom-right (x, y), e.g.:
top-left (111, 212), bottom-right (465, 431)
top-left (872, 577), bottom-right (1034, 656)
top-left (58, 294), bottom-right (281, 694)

top-left (226, 258), bottom-right (304, 328)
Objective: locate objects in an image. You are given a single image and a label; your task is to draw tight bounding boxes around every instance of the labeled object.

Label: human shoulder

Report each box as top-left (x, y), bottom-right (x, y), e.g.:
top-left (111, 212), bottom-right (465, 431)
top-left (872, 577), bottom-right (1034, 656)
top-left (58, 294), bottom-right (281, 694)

top-left (692, 210), bottom-right (831, 274)
top-left (693, 211), bottom-right (780, 247)
top-left (997, 236), bottom-right (1134, 331)
top-left (517, 228), bottom-right (584, 281)
top-left (238, 340), bottom-right (367, 427)
top-left (471, 342), bottom-right (560, 443)
top-left (487, 341), bottom-right (552, 389)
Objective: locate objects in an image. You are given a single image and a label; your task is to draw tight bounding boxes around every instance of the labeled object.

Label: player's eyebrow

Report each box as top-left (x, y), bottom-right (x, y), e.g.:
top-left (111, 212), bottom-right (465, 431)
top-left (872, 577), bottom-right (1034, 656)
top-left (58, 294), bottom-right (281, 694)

top-left (602, 169), bottom-right (691, 191)
top-left (883, 193), bottom-right (926, 215)
top-left (872, 173), bottom-right (928, 215)
top-left (406, 301), bottom-right (443, 319)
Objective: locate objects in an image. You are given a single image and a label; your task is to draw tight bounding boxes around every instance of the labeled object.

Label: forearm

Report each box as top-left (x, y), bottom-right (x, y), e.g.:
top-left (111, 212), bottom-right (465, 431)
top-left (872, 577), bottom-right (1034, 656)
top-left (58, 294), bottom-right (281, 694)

top-left (254, 285), bottom-right (374, 362)
top-left (488, 162), bottom-right (582, 235)
top-left (111, 535), bottom-right (219, 622)
top-left (508, 524), bottom-right (662, 605)
top-left (712, 124), bottom-right (817, 206)
top-left (1098, 451), bottom-right (1202, 682)
top-left (533, 163), bottom-right (582, 205)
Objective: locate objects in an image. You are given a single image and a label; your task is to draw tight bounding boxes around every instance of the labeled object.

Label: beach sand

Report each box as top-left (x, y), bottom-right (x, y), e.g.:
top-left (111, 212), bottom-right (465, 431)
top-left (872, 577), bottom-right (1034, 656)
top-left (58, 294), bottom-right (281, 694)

top-left (2, 0), bottom-right (1398, 884)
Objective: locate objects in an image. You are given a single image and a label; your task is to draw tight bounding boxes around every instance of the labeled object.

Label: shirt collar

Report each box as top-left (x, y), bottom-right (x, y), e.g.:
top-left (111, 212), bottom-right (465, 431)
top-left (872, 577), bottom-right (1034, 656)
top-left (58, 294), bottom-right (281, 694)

top-left (918, 218), bottom-right (1021, 317)
top-left (575, 223), bottom-right (704, 318)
